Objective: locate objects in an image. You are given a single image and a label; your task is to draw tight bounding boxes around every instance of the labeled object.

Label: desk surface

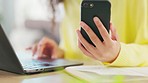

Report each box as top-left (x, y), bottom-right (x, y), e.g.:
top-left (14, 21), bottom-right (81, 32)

top-left (1, 69), bottom-right (148, 83)
top-left (0, 70), bottom-right (83, 83)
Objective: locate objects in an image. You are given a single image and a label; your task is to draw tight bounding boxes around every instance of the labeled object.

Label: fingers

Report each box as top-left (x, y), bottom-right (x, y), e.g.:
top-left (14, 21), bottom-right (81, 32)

top-left (36, 44), bottom-right (45, 59)
top-left (110, 23), bottom-right (116, 40)
top-left (26, 44), bottom-right (37, 56)
top-left (36, 39), bottom-right (46, 58)
top-left (78, 40), bottom-right (97, 60)
top-left (32, 44), bottom-right (37, 56)
top-left (76, 30), bottom-right (96, 54)
top-left (27, 44), bottom-right (43, 58)
top-left (36, 37), bottom-right (59, 59)
top-left (110, 23), bottom-right (119, 41)
top-left (78, 19), bottom-right (121, 62)
top-left (26, 37), bottom-right (59, 59)
top-left (80, 22), bottom-right (103, 48)
top-left (93, 17), bottom-right (111, 42)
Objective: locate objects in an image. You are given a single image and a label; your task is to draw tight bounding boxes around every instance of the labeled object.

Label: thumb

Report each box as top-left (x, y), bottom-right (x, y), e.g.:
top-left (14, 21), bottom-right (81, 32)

top-left (51, 48), bottom-right (59, 59)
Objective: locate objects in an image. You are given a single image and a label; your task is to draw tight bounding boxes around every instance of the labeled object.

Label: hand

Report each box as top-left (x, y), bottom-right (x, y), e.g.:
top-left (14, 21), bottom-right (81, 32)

top-left (27, 37), bottom-right (64, 59)
top-left (77, 17), bottom-right (121, 63)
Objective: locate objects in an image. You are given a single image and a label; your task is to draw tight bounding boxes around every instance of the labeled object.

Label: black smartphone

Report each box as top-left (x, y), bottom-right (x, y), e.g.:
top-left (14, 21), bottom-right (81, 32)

top-left (81, 0), bottom-right (111, 46)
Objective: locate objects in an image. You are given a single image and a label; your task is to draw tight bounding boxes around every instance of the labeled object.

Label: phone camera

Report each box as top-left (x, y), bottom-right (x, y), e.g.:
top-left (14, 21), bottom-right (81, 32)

top-left (83, 3), bottom-right (89, 8)
top-left (83, 3), bottom-right (94, 8)
top-left (90, 3), bottom-right (94, 8)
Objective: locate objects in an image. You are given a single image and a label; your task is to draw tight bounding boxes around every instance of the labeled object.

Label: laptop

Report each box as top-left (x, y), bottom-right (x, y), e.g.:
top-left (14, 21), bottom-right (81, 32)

top-left (0, 24), bottom-right (83, 74)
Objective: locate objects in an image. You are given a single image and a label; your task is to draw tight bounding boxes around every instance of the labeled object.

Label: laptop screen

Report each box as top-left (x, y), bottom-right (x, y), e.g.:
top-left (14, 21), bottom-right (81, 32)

top-left (0, 0), bottom-right (62, 59)
top-left (0, 25), bottom-right (40, 59)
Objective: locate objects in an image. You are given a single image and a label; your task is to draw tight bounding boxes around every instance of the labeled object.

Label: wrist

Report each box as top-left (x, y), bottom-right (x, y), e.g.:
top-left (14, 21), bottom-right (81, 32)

top-left (109, 42), bottom-right (121, 63)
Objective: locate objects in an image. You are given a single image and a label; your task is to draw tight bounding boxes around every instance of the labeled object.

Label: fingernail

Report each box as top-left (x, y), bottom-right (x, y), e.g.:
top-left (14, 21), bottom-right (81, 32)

top-left (94, 17), bottom-right (99, 21)
top-left (76, 30), bottom-right (79, 33)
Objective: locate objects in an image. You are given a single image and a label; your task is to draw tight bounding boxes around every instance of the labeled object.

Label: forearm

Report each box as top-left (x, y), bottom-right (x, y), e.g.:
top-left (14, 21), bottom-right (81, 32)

top-left (106, 43), bottom-right (148, 67)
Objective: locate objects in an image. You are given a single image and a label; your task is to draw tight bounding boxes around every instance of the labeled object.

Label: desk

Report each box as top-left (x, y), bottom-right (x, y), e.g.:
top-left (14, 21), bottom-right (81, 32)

top-left (0, 70), bottom-right (84, 83)
top-left (1, 69), bottom-right (148, 83)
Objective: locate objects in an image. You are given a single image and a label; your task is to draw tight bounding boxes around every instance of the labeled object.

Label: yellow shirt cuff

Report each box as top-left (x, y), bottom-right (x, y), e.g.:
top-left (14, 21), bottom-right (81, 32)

top-left (104, 43), bottom-right (130, 67)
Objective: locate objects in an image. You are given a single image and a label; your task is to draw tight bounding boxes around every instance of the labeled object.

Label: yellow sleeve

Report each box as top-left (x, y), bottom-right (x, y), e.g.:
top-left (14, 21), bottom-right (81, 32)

top-left (107, 0), bottom-right (148, 67)
top-left (109, 43), bottom-right (148, 66)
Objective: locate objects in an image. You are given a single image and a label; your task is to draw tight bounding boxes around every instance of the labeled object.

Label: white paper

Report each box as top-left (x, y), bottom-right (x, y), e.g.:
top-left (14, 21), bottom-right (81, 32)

top-left (65, 66), bottom-right (148, 76)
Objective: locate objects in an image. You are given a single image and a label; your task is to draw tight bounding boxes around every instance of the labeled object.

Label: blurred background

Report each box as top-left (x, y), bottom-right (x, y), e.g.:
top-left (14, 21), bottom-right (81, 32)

top-left (0, 0), bottom-right (64, 52)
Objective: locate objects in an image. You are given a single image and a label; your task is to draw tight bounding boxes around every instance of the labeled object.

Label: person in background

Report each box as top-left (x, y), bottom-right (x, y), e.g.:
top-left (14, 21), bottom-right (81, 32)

top-left (29, 0), bottom-right (148, 67)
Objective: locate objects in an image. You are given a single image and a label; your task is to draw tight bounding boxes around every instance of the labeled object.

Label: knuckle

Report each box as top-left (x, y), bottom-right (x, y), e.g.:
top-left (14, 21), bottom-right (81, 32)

top-left (84, 45), bottom-right (89, 50)
top-left (80, 38), bottom-right (86, 44)
top-left (96, 22), bottom-right (102, 28)
top-left (91, 36), bottom-right (98, 42)
top-left (84, 27), bottom-right (91, 32)
top-left (102, 32), bottom-right (108, 37)
top-left (86, 46), bottom-right (93, 52)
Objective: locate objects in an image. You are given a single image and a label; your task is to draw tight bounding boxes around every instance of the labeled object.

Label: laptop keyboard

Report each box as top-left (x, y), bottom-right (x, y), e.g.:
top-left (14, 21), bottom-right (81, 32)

top-left (22, 60), bottom-right (53, 69)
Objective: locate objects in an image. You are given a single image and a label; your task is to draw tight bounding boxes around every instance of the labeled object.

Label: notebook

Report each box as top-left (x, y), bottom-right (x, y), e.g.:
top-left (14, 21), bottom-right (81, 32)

top-left (65, 65), bottom-right (148, 82)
